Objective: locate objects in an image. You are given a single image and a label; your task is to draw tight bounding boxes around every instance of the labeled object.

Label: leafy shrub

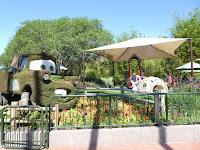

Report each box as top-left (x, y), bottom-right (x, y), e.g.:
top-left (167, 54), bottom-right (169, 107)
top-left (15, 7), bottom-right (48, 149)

top-left (76, 81), bottom-right (98, 88)
top-left (95, 77), bottom-right (114, 88)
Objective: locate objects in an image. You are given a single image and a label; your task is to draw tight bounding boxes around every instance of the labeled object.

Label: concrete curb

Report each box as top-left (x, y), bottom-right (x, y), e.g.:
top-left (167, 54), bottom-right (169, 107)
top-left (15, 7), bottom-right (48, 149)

top-left (1, 124), bottom-right (199, 148)
top-left (49, 124), bottom-right (200, 147)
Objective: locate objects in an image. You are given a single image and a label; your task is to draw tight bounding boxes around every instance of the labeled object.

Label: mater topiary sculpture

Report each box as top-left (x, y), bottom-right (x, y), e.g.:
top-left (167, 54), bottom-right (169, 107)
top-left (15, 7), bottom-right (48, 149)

top-left (0, 52), bottom-right (79, 108)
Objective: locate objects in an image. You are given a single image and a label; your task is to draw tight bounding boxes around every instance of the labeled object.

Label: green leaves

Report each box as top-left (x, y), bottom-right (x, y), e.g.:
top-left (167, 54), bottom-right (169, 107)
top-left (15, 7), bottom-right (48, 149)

top-left (0, 17), bottom-right (114, 75)
top-left (169, 8), bottom-right (200, 64)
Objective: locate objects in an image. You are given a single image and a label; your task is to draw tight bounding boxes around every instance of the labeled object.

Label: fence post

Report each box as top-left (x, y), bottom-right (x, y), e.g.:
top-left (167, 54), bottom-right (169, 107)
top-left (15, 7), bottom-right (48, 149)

top-left (11, 101), bottom-right (18, 130)
top-left (83, 85), bottom-right (87, 95)
top-left (55, 103), bottom-right (59, 129)
top-left (154, 94), bottom-right (160, 124)
top-left (120, 85), bottom-right (124, 101)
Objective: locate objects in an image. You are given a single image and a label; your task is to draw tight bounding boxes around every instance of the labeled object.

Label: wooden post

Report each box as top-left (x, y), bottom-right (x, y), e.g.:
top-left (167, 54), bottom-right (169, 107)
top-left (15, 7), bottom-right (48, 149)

top-left (83, 85), bottom-right (87, 95)
top-left (55, 103), bottom-right (59, 129)
top-left (11, 102), bottom-right (18, 130)
top-left (154, 95), bottom-right (160, 124)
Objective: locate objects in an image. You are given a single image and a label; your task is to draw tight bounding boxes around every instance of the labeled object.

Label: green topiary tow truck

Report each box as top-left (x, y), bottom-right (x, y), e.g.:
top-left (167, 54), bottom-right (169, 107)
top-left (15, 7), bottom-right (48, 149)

top-left (0, 52), bottom-right (79, 108)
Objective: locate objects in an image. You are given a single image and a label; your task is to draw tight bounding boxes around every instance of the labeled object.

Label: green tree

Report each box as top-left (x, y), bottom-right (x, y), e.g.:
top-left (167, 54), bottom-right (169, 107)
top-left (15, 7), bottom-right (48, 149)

top-left (169, 8), bottom-right (200, 64)
top-left (0, 17), bottom-right (114, 75)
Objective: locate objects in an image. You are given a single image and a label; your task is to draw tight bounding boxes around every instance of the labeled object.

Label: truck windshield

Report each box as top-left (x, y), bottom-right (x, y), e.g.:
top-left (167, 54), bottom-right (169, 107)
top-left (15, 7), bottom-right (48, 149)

top-left (20, 57), bottom-right (28, 69)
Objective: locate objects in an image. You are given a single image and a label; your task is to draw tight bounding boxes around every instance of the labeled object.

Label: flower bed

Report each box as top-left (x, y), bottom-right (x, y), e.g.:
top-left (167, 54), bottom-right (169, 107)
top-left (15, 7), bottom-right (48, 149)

top-left (54, 97), bottom-right (155, 127)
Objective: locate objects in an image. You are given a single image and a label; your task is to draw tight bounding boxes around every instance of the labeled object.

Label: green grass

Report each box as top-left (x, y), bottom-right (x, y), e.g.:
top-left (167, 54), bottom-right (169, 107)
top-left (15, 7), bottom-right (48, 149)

top-left (76, 89), bottom-right (132, 95)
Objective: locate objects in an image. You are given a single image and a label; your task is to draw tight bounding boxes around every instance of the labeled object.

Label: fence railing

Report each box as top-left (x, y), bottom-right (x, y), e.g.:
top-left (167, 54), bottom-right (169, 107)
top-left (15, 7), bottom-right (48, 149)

top-left (1, 90), bottom-right (200, 131)
top-left (76, 85), bottom-right (146, 94)
top-left (48, 91), bottom-right (200, 130)
top-left (0, 102), bottom-right (58, 129)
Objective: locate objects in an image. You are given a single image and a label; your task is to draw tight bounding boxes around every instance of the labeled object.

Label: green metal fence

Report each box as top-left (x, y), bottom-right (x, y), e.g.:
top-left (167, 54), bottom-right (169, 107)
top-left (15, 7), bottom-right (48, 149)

top-left (1, 105), bottom-right (47, 149)
top-left (48, 92), bottom-right (200, 130)
top-left (1, 91), bottom-right (200, 149)
top-left (165, 92), bottom-right (200, 125)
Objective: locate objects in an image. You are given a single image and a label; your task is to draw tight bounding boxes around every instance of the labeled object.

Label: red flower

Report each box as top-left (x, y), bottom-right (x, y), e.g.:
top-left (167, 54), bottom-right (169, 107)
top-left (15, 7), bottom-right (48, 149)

top-left (64, 108), bottom-right (66, 111)
top-left (105, 106), bottom-right (109, 113)
top-left (84, 110), bottom-right (87, 115)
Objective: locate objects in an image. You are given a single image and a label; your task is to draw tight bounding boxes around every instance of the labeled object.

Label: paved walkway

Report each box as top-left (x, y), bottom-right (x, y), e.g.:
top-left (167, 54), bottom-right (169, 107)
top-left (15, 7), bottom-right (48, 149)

top-left (48, 142), bottom-right (200, 150)
top-left (1, 142), bottom-right (200, 150)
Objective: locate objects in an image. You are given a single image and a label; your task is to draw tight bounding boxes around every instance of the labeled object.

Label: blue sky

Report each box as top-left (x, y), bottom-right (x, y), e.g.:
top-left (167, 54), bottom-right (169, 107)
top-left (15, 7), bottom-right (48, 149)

top-left (0, 0), bottom-right (199, 55)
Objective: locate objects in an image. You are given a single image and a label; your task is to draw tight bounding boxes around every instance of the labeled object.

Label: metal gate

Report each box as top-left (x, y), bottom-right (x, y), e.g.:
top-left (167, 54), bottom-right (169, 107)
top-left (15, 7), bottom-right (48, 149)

top-left (1, 105), bottom-right (48, 149)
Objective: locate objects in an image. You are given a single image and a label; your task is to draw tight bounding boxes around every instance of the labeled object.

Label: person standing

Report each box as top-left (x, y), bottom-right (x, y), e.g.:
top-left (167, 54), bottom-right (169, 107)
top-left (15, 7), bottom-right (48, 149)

top-left (168, 73), bottom-right (173, 91)
top-left (131, 73), bottom-right (137, 90)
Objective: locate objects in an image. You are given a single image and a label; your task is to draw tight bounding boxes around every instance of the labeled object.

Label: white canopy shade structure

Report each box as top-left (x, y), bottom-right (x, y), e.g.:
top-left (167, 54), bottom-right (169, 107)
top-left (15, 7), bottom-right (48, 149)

top-left (83, 38), bottom-right (193, 87)
top-left (195, 58), bottom-right (200, 62)
top-left (86, 38), bottom-right (189, 62)
top-left (175, 62), bottom-right (200, 70)
top-left (182, 70), bottom-right (200, 72)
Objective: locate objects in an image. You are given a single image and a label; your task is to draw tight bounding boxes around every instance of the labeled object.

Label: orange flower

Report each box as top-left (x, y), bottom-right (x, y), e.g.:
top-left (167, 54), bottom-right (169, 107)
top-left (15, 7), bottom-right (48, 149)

top-left (143, 115), bottom-right (148, 121)
top-left (60, 117), bottom-right (64, 121)
top-left (137, 109), bottom-right (141, 117)
top-left (73, 119), bottom-right (77, 124)
top-left (125, 111), bottom-right (129, 116)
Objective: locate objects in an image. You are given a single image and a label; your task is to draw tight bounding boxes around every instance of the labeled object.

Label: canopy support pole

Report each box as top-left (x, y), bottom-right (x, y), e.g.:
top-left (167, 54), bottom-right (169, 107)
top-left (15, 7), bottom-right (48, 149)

top-left (83, 51), bottom-right (85, 86)
top-left (190, 39), bottom-right (193, 78)
top-left (113, 62), bottom-right (115, 87)
top-left (139, 60), bottom-right (141, 76)
top-left (178, 58), bottom-right (181, 89)
top-left (128, 60), bottom-right (131, 89)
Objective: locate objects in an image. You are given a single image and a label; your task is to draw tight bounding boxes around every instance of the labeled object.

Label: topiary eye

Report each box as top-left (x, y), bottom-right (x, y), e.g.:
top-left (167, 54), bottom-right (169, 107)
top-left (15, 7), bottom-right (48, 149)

top-left (49, 66), bottom-right (54, 72)
top-left (40, 65), bottom-right (46, 70)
